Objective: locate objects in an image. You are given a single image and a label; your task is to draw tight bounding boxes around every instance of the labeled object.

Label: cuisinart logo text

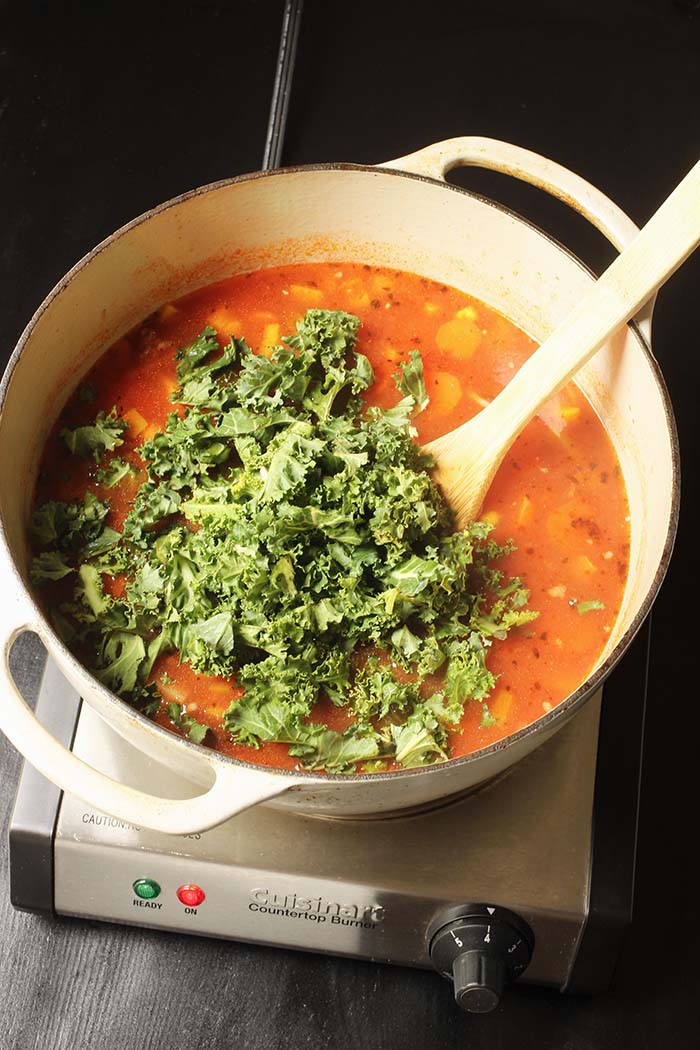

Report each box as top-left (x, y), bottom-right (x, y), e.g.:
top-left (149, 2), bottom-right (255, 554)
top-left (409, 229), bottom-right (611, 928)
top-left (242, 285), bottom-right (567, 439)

top-left (249, 888), bottom-right (384, 928)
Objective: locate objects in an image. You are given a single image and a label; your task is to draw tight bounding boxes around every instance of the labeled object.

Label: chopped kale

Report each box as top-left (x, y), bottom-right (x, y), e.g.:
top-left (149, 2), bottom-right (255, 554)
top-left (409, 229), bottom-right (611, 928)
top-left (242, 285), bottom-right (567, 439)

top-left (61, 408), bottom-right (127, 462)
top-left (29, 310), bottom-right (537, 771)
top-left (576, 599), bottom-right (606, 615)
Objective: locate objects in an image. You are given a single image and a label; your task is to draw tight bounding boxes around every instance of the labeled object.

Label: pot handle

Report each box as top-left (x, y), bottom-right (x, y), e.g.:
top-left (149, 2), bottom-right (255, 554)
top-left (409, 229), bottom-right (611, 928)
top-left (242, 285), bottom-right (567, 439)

top-left (381, 136), bottom-right (653, 340)
top-left (0, 590), bottom-right (297, 835)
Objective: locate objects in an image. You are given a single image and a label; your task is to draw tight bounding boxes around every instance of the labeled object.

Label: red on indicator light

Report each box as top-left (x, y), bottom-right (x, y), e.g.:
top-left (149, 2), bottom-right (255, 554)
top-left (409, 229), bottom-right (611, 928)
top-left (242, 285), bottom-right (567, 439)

top-left (177, 883), bottom-right (206, 907)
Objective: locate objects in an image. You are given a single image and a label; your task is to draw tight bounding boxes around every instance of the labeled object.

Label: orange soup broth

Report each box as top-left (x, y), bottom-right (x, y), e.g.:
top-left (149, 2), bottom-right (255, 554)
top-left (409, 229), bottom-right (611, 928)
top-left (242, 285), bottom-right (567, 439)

top-left (35, 263), bottom-right (629, 771)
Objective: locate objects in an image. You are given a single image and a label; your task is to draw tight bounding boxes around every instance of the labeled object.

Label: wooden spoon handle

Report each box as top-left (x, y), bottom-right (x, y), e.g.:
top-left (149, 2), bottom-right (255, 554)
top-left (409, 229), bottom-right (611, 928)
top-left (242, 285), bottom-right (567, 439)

top-left (427, 156), bottom-right (700, 519)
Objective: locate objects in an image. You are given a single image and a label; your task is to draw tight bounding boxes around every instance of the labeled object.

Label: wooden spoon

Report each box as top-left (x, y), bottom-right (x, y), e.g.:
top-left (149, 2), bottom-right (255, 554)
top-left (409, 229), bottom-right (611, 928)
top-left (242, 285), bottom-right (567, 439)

top-left (424, 158), bottom-right (700, 528)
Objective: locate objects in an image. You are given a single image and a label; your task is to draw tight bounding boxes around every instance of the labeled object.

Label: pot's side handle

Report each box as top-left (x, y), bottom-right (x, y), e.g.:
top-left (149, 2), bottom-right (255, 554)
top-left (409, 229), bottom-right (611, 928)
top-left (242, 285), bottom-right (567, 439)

top-left (0, 592), bottom-right (297, 835)
top-left (381, 136), bottom-right (653, 340)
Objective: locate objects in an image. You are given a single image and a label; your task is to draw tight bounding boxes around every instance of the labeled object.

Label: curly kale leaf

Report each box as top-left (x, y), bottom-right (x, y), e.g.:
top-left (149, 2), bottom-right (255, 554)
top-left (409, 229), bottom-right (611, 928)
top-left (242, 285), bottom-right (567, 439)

top-left (32, 309), bottom-right (537, 772)
top-left (61, 408), bottom-right (127, 462)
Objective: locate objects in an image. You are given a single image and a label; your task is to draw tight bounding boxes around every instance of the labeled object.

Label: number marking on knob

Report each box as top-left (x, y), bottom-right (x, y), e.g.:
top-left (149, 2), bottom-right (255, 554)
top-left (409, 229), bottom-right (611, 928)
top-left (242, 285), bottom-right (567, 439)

top-left (484, 925), bottom-right (491, 944)
top-left (450, 930), bottom-right (464, 948)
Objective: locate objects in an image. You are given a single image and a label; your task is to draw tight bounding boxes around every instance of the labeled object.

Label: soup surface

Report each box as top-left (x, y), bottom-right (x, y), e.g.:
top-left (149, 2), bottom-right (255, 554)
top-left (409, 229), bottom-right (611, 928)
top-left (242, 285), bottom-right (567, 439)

top-left (31, 263), bottom-right (629, 772)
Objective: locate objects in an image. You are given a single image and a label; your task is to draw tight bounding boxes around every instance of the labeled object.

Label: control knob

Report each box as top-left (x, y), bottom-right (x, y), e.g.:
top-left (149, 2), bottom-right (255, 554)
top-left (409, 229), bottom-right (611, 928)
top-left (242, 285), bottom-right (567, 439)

top-left (427, 904), bottom-right (534, 1014)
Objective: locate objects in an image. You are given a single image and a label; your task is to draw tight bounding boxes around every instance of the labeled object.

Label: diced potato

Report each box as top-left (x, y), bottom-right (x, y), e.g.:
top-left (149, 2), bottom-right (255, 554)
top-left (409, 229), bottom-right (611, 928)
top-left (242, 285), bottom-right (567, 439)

top-left (516, 495), bottom-right (534, 528)
top-left (340, 277), bottom-right (370, 308)
top-left (207, 681), bottom-right (235, 700)
top-left (205, 682), bottom-right (236, 713)
top-left (208, 307), bottom-right (242, 336)
top-left (158, 678), bottom-right (187, 704)
top-left (435, 317), bottom-right (481, 359)
top-left (289, 284), bottom-right (323, 306)
top-left (430, 371), bottom-right (463, 414)
top-left (542, 700), bottom-right (553, 713)
top-left (157, 303), bottom-right (178, 322)
top-left (260, 322), bottom-right (280, 358)
top-left (424, 302), bottom-right (439, 315)
top-left (456, 305), bottom-right (478, 321)
top-left (547, 584), bottom-right (566, 598)
top-left (560, 405), bottom-right (581, 422)
top-left (482, 509), bottom-right (500, 526)
top-left (574, 555), bottom-right (597, 576)
top-left (490, 689), bottom-right (513, 723)
top-left (123, 408), bottom-right (147, 438)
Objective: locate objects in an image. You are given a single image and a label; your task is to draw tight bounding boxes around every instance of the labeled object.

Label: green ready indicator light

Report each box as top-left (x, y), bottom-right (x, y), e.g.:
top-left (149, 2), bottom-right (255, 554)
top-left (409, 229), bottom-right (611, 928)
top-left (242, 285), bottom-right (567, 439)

top-left (133, 878), bottom-right (161, 900)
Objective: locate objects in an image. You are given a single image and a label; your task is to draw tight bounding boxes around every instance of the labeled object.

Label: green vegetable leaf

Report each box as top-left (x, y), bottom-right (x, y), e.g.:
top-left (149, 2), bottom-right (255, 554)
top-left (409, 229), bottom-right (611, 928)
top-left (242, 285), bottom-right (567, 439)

top-left (96, 631), bottom-right (146, 695)
top-left (290, 726), bottom-right (379, 774)
top-left (34, 308), bottom-right (538, 773)
top-left (394, 349), bottom-right (429, 414)
top-left (30, 491), bottom-right (111, 553)
top-left (30, 550), bottom-right (74, 584)
top-left (167, 701), bottom-right (211, 745)
top-left (576, 599), bottom-right (606, 615)
top-left (61, 408), bottom-right (127, 462)
top-left (96, 457), bottom-right (135, 488)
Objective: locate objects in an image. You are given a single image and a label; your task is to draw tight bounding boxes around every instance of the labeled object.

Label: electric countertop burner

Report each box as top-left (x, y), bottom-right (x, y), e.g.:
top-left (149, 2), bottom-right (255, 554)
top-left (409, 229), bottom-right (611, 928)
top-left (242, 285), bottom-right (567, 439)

top-left (9, 621), bottom-right (648, 1015)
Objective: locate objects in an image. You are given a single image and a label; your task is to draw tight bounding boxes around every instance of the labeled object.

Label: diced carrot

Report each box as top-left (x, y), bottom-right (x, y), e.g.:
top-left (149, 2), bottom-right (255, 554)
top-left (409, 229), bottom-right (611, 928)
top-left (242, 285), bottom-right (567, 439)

top-left (157, 303), bottom-right (178, 322)
top-left (482, 509), bottom-right (500, 526)
top-left (141, 423), bottom-right (159, 443)
top-left (435, 317), bottom-right (481, 359)
top-left (456, 305), bottom-right (478, 321)
top-left (516, 495), bottom-right (534, 527)
top-left (289, 284), bottom-right (323, 306)
top-left (162, 376), bottom-right (179, 398)
top-left (560, 405), bottom-right (581, 422)
top-left (123, 408), bottom-right (147, 438)
top-left (490, 689), bottom-right (513, 722)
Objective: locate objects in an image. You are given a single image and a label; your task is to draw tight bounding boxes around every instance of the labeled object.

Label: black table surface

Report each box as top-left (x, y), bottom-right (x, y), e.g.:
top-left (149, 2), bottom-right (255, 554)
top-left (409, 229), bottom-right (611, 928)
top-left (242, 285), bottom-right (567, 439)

top-left (1, 2), bottom-right (699, 1047)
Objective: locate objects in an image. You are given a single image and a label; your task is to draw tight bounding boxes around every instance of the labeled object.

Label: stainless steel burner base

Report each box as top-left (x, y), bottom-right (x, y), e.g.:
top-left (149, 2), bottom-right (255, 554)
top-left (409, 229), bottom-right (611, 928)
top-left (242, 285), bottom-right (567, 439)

top-left (10, 622), bottom-right (649, 1000)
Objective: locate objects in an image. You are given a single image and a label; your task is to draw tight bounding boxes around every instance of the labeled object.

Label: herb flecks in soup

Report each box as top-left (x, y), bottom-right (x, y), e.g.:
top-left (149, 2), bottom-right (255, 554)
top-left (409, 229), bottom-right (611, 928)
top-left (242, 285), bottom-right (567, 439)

top-left (30, 263), bottom-right (629, 773)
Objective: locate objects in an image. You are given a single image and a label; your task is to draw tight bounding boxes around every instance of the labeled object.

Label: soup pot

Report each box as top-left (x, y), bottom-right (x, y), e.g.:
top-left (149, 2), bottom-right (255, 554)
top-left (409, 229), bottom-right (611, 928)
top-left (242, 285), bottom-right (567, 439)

top-left (0, 137), bottom-right (679, 833)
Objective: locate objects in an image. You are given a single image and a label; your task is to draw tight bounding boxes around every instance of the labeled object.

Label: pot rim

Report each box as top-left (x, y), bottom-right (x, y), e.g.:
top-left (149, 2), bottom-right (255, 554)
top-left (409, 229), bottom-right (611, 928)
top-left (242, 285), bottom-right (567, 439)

top-left (0, 160), bottom-right (681, 785)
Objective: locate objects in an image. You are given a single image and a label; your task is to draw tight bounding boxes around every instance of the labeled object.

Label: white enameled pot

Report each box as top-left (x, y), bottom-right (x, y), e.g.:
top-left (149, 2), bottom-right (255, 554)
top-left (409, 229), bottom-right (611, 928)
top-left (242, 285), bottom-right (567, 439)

top-left (0, 138), bottom-right (679, 833)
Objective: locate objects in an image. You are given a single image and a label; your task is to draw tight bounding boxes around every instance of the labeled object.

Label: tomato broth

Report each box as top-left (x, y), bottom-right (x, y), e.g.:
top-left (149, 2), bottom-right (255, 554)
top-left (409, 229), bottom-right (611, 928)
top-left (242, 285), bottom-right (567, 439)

top-left (34, 263), bottom-right (629, 770)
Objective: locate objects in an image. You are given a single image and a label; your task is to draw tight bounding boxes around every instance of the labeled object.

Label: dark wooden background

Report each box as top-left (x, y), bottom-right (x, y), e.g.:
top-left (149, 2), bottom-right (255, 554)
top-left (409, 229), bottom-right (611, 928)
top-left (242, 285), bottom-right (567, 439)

top-left (1, 1), bottom-right (699, 1047)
